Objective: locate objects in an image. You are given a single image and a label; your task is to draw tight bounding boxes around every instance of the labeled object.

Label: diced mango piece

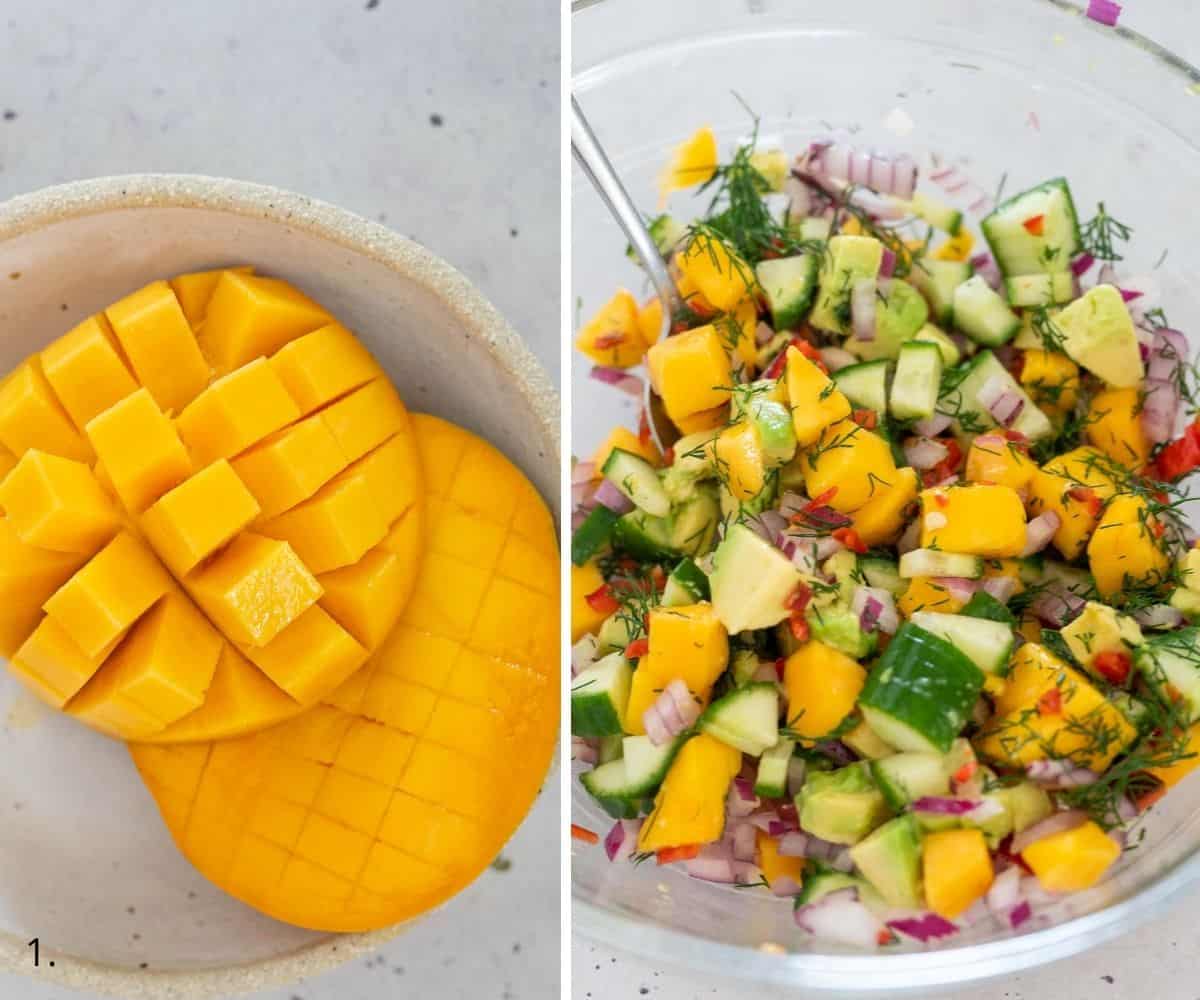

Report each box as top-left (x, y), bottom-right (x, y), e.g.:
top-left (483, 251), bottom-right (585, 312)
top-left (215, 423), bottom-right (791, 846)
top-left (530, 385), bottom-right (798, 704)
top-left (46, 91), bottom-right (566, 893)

top-left (68, 681), bottom-right (164, 739)
top-left (176, 357), bottom-right (301, 466)
top-left (677, 234), bottom-right (754, 313)
top-left (571, 561), bottom-right (607, 643)
top-left (897, 576), bottom-right (968, 618)
top-left (1146, 723), bottom-right (1200, 789)
top-left (803, 419), bottom-right (897, 513)
top-left (187, 533), bottom-right (322, 647)
top-left (0, 519), bottom-right (88, 656)
top-left (647, 324), bottom-right (734, 425)
top-left (920, 484), bottom-right (1027, 557)
top-left (1026, 445), bottom-right (1121, 560)
top-left (68, 590), bottom-right (223, 729)
top-left (1086, 387), bottom-right (1151, 471)
top-left (659, 126), bottom-right (718, 199)
top-left (637, 295), bottom-right (664, 348)
top-left (268, 322), bottom-right (382, 415)
top-left (43, 531), bottom-right (171, 658)
top-left (105, 280), bottom-right (210, 413)
top-left (241, 605), bottom-right (367, 704)
top-left (40, 314), bottom-right (138, 430)
top-left (229, 414), bottom-right (348, 520)
top-left (923, 828), bottom-right (993, 919)
top-left (674, 406), bottom-right (728, 435)
top-left (0, 450), bottom-right (120, 553)
top-left (318, 547), bottom-right (407, 648)
top-left (12, 616), bottom-right (118, 707)
top-left (0, 444), bottom-right (16, 482)
top-left (1088, 493), bottom-right (1171, 598)
top-left (714, 421), bottom-right (765, 501)
top-left (786, 347), bottom-right (851, 446)
top-left (851, 466), bottom-right (919, 547)
top-left (983, 558), bottom-right (1028, 596)
top-left (757, 830), bottom-right (805, 890)
top-left (638, 733), bottom-right (742, 851)
top-left (0, 359), bottom-right (92, 461)
top-left (965, 432), bottom-right (1036, 492)
top-left (319, 378), bottom-right (408, 463)
top-left (340, 434), bottom-right (421, 526)
top-left (591, 426), bottom-right (660, 471)
top-left (140, 460), bottom-right (261, 575)
top-left (575, 290), bottom-right (647, 369)
top-left (1020, 349), bottom-right (1080, 415)
top-left (201, 271), bottom-right (332, 374)
top-left (933, 230), bottom-right (975, 262)
top-left (784, 641), bottom-right (866, 739)
top-left (85, 388), bottom-right (193, 513)
top-left (1023, 820), bottom-right (1120, 893)
top-left (258, 468), bottom-right (386, 574)
top-left (169, 265), bottom-right (253, 327)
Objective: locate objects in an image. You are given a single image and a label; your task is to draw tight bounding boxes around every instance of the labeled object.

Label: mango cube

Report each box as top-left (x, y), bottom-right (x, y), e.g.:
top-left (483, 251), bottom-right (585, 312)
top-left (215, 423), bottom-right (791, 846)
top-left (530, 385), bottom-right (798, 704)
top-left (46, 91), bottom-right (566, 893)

top-left (340, 434), bottom-right (419, 525)
top-left (169, 266), bottom-right (254, 328)
top-left (0, 450), bottom-right (120, 553)
top-left (140, 460), bottom-right (261, 575)
top-left (0, 519), bottom-right (88, 655)
top-left (230, 415), bottom-right (348, 520)
top-left (187, 533), bottom-right (322, 647)
top-left (786, 347), bottom-right (851, 446)
top-left (0, 359), bottom-right (92, 461)
top-left (269, 323), bottom-right (382, 415)
top-left (201, 271), bottom-right (331, 374)
top-left (1022, 820), bottom-right (1120, 893)
top-left (258, 469), bottom-right (387, 574)
top-left (574, 290), bottom-right (648, 369)
top-left (802, 420), bottom-right (898, 513)
top-left (920, 484), bottom-right (1027, 558)
top-left (241, 605), bottom-right (366, 703)
top-left (105, 280), bottom-right (210, 414)
top-left (176, 357), bottom-right (301, 466)
top-left (40, 315), bottom-right (138, 430)
top-left (1088, 494), bottom-right (1171, 598)
top-left (85, 388), bottom-right (193, 513)
top-left (646, 325), bottom-right (734, 424)
top-left (319, 379), bottom-right (407, 463)
top-left (43, 531), bottom-right (172, 658)
top-left (851, 466), bottom-right (920, 547)
top-left (318, 547), bottom-right (408, 647)
top-left (12, 616), bottom-right (118, 706)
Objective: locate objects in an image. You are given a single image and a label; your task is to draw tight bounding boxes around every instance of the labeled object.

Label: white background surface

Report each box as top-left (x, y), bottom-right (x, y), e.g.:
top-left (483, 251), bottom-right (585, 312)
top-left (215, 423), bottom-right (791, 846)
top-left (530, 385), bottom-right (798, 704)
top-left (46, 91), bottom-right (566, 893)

top-left (0, 1), bottom-right (559, 999)
top-left (572, 3), bottom-right (1200, 1000)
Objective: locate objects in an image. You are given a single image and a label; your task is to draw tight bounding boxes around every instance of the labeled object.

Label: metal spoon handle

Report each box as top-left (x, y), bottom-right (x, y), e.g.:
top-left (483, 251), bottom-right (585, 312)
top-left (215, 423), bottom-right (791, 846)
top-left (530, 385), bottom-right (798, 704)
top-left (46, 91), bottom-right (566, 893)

top-left (570, 95), bottom-right (681, 327)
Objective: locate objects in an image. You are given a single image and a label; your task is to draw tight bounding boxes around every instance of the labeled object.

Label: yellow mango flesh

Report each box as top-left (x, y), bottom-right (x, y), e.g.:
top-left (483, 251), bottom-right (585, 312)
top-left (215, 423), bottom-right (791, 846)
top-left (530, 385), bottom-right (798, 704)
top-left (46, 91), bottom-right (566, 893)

top-left (267, 322), bottom-right (382, 415)
top-left (786, 347), bottom-right (851, 447)
top-left (1146, 724), bottom-right (1200, 789)
top-left (802, 419), bottom-right (897, 513)
top-left (757, 830), bottom-right (805, 889)
top-left (677, 235), bottom-right (754, 313)
top-left (1086, 387), bottom-right (1151, 470)
top-left (964, 433), bottom-right (1036, 492)
top-left (0, 518), bottom-right (87, 656)
top-left (647, 324), bottom-right (734, 425)
top-left (637, 296), bottom-right (664, 349)
top-left (784, 641), bottom-right (866, 739)
top-left (638, 734), bottom-right (742, 851)
top-left (571, 561), bottom-right (608, 642)
top-left (230, 414), bottom-right (348, 521)
top-left (715, 421), bottom-right (766, 500)
top-left (575, 289), bottom-right (648, 369)
top-left (168, 265), bottom-right (254, 328)
top-left (897, 576), bottom-right (968, 617)
top-left (1027, 446), bottom-right (1119, 560)
top-left (319, 378), bottom-right (408, 463)
top-left (923, 828), bottom-right (993, 919)
top-left (0, 449), bottom-right (120, 554)
top-left (1020, 349), bottom-right (1080, 415)
top-left (1023, 820), bottom-right (1120, 893)
top-left (590, 425), bottom-right (660, 471)
top-left (0, 359), bottom-right (93, 462)
top-left (920, 484), bottom-right (1027, 557)
top-left (659, 126), bottom-right (718, 199)
top-left (240, 604), bottom-right (367, 704)
top-left (1088, 493), bottom-right (1171, 598)
top-left (675, 406), bottom-right (728, 435)
top-left (11, 616), bottom-right (118, 708)
top-left (851, 466), bottom-right (919, 547)
top-left (40, 314), bottom-right (138, 430)
top-left (130, 415), bottom-right (558, 931)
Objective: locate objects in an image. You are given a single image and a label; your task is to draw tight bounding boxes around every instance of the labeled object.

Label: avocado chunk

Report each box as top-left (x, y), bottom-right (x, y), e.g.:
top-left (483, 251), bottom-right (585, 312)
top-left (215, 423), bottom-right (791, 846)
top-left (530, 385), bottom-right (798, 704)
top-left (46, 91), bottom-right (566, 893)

top-left (993, 780), bottom-right (1052, 834)
top-left (796, 762), bottom-right (890, 845)
top-left (661, 429), bottom-right (719, 503)
top-left (845, 279), bottom-right (930, 361)
top-left (848, 814), bottom-right (923, 907)
top-left (709, 522), bottom-right (802, 634)
top-left (807, 602), bottom-right (877, 659)
top-left (1055, 284), bottom-right (1144, 388)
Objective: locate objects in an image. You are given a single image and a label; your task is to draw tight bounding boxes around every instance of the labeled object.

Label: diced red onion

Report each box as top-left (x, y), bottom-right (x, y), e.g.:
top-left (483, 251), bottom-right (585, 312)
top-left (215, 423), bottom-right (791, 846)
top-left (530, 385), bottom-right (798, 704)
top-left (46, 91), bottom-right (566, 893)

top-left (777, 831), bottom-right (809, 857)
top-left (731, 775), bottom-right (759, 811)
top-left (732, 821), bottom-right (758, 863)
top-left (748, 509), bottom-right (790, 548)
top-left (780, 536), bottom-right (820, 575)
top-left (852, 585), bottom-right (899, 635)
top-left (886, 913), bottom-right (959, 942)
top-left (572, 460), bottom-right (597, 485)
top-left (571, 635), bottom-right (598, 677)
top-left (1027, 759), bottom-right (1099, 789)
top-left (978, 374), bottom-right (1025, 428)
top-left (1133, 604), bottom-right (1184, 629)
top-left (644, 679), bottom-right (700, 747)
top-left (851, 277), bottom-right (877, 341)
top-left (904, 436), bottom-right (950, 470)
top-left (879, 248), bottom-right (897, 280)
top-left (571, 507), bottom-right (589, 532)
top-left (912, 796), bottom-right (984, 816)
top-left (803, 142), bottom-right (918, 199)
top-left (752, 662), bottom-right (780, 686)
top-left (1086, 0), bottom-right (1122, 27)
top-left (1011, 809), bottom-right (1088, 854)
top-left (1119, 287), bottom-right (1142, 303)
top-left (1098, 262), bottom-right (1117, 286)
top-left (897, 519), bottom-right (921, 555)
top-left (981, 574), bottom-right (1018, 604)
top-left (1117, 795), bottom-right (1139, 822)
top-left (1142, 327), bottom-right (1188, 443)
top-left (794, 888), bottom-right (885, 947)
top-left (1021, 511), bottom-right (1060, 556)
top-left (970, 253), bottom-right (1003, 291)
top-left (748, 811), bottom-right (780, 833)
top-left (1069, 252), bottom-right (1095, 278)
top-left (1029, 586), bottom-right (1086, 627)
top-left (913, 412), bottom-right (953, 438)
top-left (755, 321), bottom-right (776, 347)
top-left (1009, 900), bottom-right (1033, 928)
top-left (590, 365), bottom-right (644, 397)
top-left (987, 865), bottom-right (1022, 913)
top-left (771, 875), bottom-right (802, 898)
top-left (819, 346), bottom-right (857, 372)
top-left (571, 736), bottom-right (599, 765)
top-left (684, 844), bottom-right (739, 883)
top-left (933, 576), bottom-right (980, 604)
top-left (784, 175), bottom-right (813, 218)
top-left (604, 818), bottom-right (641, 862)
top-left (593, 478), bottom-right (634, 515)
top-left (572, 479), bottom-right (594, 509)
top-left (815, 740), bottom-right (858, 767)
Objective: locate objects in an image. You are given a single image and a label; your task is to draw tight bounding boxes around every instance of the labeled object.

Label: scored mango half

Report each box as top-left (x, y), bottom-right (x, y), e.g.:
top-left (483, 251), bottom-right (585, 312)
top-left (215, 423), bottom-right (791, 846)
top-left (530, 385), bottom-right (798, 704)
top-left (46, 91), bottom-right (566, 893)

top-left (130, 416), bottom-right (559, 932)
top-left (0, 269), bottom-right (425, 742)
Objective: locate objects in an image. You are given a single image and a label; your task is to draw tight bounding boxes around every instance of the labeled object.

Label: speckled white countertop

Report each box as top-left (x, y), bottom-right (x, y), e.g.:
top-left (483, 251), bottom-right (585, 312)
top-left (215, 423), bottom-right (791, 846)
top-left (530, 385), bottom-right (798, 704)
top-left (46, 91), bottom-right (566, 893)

top-left (0, 1), bottom-right (559, 998)
top-left (573, 3), bottom-right (1200, 999)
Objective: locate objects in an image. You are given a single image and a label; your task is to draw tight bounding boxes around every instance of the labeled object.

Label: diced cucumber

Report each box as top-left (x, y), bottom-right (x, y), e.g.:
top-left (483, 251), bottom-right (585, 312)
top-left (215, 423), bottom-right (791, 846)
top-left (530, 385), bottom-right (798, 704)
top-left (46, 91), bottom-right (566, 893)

top-left (669, 488), bottom-right (720, 556)
top-left (870, 752), bottom-right (950, 810)
top-left (709, 522), bottom-right (802, 634)
top-left (571, 504), bottom-right (619, 566)
top-left (596, 611), bottom-right (640, 655)
top-left (1136, 627), bottom-right (1200, 723)
top-left (570, 652), bottom-right (633, 738)
top-left (832, 360), bottom-right (890, 413)
top-left (1004, 272), bottom-right (1076, 308)
top-left (811, 235), bottom-right (885, 335)
top-left (598, 733), bottom-right (624, 763)
top-left (995, 780), bottom-right (1053, 834)
top-left (756, 254), bottom-right (819, 331)
top-left (754, 738), bottom-right (796, 798)
top-left (913, 323), bottom-right (964, 367)
top-left (889, 341), bottom-right (943, 421)
top-left (858, 623), bottom-right (985, 754)
top-left (898, 549), bottom-right (984, 580)
top-left (612, 508), bottom-right (675, 561)
top-left (849, 814), bottom-right (923, 908)
top-left (938, 350), bottom-right (1053, 442)
top-left (953, 275), bottom-right (1020, 347)
top-left (795, 867), bottom-right (871, 907)
top-left (980, 177), bottom-right (1081, 277)
top-left (959, 590), bottom-right (1017, 624)
top-left (662, 557), bottom-right (710, 606)
top-left (842, 718), bottom-right (896, 760)
top-left (788, 215), bottom-right (833, 242)
top-left (860, 556), bottom-right (904, 597)
top-left (580, 734), bottom-right (686, 819)
top-left (909, 611), bottom-right (1014, 676)
top-left (912, 192), bottom-right (963, 236)
top-left (699, 682), bottom-right (780, 756)
top-left (911, 260), bottom-right (973, 326)
top-left (603, 448), bottom-right (670, 518)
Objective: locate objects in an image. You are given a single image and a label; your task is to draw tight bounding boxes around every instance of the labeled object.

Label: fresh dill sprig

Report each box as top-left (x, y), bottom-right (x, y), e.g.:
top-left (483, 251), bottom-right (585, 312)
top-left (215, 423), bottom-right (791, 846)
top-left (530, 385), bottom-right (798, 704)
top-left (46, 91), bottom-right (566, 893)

top-left (1079, 202), bottom-right (1133, 262)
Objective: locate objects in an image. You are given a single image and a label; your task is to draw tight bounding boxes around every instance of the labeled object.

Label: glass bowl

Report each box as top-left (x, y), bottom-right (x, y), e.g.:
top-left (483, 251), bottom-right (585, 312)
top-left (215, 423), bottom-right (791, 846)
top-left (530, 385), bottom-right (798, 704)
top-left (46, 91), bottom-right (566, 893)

top-left (571, 1), bottom-right (1200, 992)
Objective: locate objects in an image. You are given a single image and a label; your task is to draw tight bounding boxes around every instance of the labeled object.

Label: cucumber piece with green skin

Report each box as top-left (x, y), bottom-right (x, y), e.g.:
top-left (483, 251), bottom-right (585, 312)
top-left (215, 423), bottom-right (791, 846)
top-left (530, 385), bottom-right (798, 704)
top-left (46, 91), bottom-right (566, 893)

top-left (909, 610), bottom-right (1014, 676)
top-left (807, 602), bottom-right (877, 660)
top-left (796, 762), bottom-right (890, 845)
top-left (843, 718), bottom-right (896, 760)
top-left (756, 254), bottom-right (819, 331)
top-left (580, 734), bottom-right (686, 819)
top-left (869, 752), bottom-right (950, 810)
top-left (858, 623), bottom-right (985, 754)
top-left (889, 340), bottom-right (943, 421)
top-left (898, 548), bottom-right (984, 580)
top-left (571, 504), bottom-right (619, 566)
top-left (953, 275), bottom-right (1021, 347)
top-left (699, 682), bottom-right (780, 756)
top-left (959, 590), bottom-right (1017, 625)
top-left (860, 556), bottom-right (904, 597)
top-left (788, 216), bottom-right (833, 242)
top-left (662, 557), bottom-right (710, 606)
top-left (1005, 272), bottom-right (1076, 308)
top-left (849, 814), bottom-right (923, 908)
top-left (794, 866), bottom-right (871, 907)
top-left (937, 350), bottom-right (1053, 442)
top-left (755, 738), bottom-right (796, 798)
top-left (981, 177), bottom-right (1081, 277)
top-left (612, 508), bottom-right (675, 562)
top-left (598, 734), bottom-right (624, 764)
top-left (1136, 627), bottom-right (1200, 723)
top-left (811, 235), bottom-right (885, 335)
top-left (911, 260), bottom-right (973, 327)
top-left (596, 611), bottom-right (640, 655)
top-left (913, 323), bottom-right (964, 366)
top-left (994, 780), bottom-right (1052, 833)
top-left (570, 652), bottom-right (633, 738)
top-left (602, 448), bottom-right (671, 518)
top-left (832, 360), bottom-right (890, 413)
top-left (911, 192), bottom-right (963, 236)
top-left (709, 522), bottom-right (802, 634)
